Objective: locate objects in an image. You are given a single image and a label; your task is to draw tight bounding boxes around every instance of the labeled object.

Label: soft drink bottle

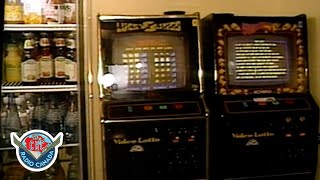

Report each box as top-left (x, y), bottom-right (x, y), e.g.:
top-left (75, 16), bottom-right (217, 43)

top-left (64, 97), bottom-right (79, 143)
top-left (32, 96), bottom-right (46, 130)
top-left (46, 100), bottom-right (62, 137)
top-left (6, 94), bottom-right (22, 142)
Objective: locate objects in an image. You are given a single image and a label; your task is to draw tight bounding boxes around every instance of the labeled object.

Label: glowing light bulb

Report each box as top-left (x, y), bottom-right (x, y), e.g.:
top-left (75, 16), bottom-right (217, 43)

top-left (101, 73), bottom-right (115, 89)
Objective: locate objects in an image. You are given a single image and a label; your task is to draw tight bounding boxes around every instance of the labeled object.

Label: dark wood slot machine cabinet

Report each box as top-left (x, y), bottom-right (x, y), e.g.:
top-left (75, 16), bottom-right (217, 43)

top-left (98, 13), bottom-right (208, 180)
top-left (202, 13), bottom-right (319, 180)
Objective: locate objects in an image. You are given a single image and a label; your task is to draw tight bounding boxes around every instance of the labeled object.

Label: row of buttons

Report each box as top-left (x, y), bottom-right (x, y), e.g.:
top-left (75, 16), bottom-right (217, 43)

top-left (168, 127), bottom-right (199, 143)
top-left (127, 103), bottom-right (185, 112)
top-left (284, 132), bottom-right (306, 138)
top-left (284, 116), bottom-right (306, 123)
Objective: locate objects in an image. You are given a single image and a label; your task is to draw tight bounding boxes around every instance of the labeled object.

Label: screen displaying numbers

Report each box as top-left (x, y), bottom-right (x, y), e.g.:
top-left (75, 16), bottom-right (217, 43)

top-left (109, 34), bottom-right (187, 91)
top-left (122, 46), bottom-right (178, 90)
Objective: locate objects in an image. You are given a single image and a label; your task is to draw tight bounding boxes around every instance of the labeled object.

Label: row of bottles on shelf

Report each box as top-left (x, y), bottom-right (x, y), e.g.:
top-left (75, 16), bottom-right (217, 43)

top-left (0, 92), bottom-right (79, 147)
top-left (3, 32), bottom-right (77, 84)
top-left (5, 0), bottom-right (76, 24)
top-left (0, 148), bottom-right (80, 179)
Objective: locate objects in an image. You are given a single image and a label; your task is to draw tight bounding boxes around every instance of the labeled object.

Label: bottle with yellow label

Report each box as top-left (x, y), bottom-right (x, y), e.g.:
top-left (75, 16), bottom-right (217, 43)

top-left (5, 44), bottom-right (22, 82)
top-left (4, 0), bottom-right (24, 24)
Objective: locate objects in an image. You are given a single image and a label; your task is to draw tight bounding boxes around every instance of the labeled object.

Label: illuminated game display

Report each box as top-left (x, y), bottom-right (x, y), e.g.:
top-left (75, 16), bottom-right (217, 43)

top-left (202, 13), bottom-right (319, 180)
top-left (227, 35), bottom-right (292, 86)
top-left (207, 16), bottom-right (308, 95)
top-left (110, 34), bottom-right (187, 91)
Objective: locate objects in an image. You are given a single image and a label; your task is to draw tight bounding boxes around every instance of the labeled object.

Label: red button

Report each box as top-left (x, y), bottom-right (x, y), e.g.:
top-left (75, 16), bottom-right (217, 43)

top-left (285, 100), bottom-right (295, 105)
top-left (258, 102), bottom-right (267, 106)
top-left (144, 105), bottom-right (153, 111)
top-left (174, 104), bottom-right (184, 109)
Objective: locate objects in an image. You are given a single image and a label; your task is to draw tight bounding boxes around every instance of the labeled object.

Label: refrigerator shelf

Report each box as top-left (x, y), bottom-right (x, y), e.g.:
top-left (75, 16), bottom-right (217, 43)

top-left (2, 81), bottom-right (78, 93)
top-left (0, 143), bottom-right (80, 151)
top-left (4, 24), bottom-right (77, 31)
top-left (1, 85), bottom-right (78, 93)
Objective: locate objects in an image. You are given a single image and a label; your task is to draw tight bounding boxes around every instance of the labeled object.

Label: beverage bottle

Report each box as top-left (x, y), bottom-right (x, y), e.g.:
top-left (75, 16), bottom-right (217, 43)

top-left (53, 32), bottom-right (67, 79)
top-left (64, 0), bottom-right (76, 24)
top-left (23, 32), bottom-right (35, 50)
top-left (64, 96), bottom-right (79, 143)
top-left (66, 32), bottom-right (76, 50)
top-left (18, 106), bottom-right (29, 133)
top-left (56, 93), bottom-right (68, 124)
top-left (25, 93), bottom-right (35, 128)
top-left (5, 43), bottom-right (22, 82)
top-left (4, 0), bottom-right (24, 24)
top-left (39, 33), bottom-right (54, 79)
top-left (17, 94), bottom-right (28, 112)
top-left (22, 33), bottom-right (39, 83)
top-left (68, 153), bottom-right (80, 179)
top-left (32, 96), bottom-right (46, 130)
top-left (53, 32), bottom-right (66, 47)
top-left (33, 33), bottom-right (41, 62)
top-left (44, 0), bottom-right (65, 24)
top-left (6, 94), bottom-right (22, 142)
top-left (16, 95), bottom-right (29, 133)
top-left (2, 48), bottom-right (5, 83)
top-left (65, 32), bottom-right (77, 82)
top-left (46, 100), bottom-right (62, 136)
top-left (1, 97), bottom-right (8, 146)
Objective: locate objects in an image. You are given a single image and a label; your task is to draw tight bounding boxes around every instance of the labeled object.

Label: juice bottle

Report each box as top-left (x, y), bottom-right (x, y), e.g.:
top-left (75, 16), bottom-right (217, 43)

top-left (2, 52), bottom-right (5, 83)
top-left (5, 43), bottom-right (22, 82)
top-left (4, 0), bottom-right (24, 24)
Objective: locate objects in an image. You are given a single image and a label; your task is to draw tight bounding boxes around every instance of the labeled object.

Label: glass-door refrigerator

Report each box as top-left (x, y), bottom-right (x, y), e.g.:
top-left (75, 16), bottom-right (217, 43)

top-left (0, 0), bottom-right (4, 178)
top-left (0, 0), bottom-right (4, 98)
top-left (0, 0), bottom-right (87, 179)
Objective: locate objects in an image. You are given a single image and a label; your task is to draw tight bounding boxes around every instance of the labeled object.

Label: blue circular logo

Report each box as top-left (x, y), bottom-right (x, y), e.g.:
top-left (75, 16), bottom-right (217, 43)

top-left (10, 130), bottom-right (63, 172)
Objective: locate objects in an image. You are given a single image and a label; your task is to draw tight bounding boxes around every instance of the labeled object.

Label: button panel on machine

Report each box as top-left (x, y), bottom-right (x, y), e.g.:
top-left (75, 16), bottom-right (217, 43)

top-left (280, 114), bottom-right (311, 164)
top-left (167, 126), bottom-right (204, 174)
top-left (106, 101), bottom-right (201, 119)
top-left (225, 98), bottom-right (311, 113)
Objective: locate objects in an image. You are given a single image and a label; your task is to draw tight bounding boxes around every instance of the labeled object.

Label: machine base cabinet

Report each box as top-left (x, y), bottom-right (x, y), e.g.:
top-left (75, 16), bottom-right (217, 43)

top-left (211, 96), bottom-right (318, 180)
top-left (104, 118), bottom-right (207, 180)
